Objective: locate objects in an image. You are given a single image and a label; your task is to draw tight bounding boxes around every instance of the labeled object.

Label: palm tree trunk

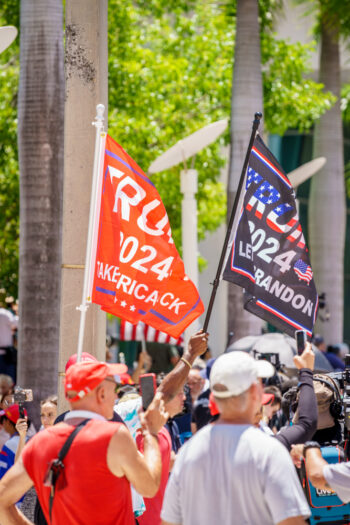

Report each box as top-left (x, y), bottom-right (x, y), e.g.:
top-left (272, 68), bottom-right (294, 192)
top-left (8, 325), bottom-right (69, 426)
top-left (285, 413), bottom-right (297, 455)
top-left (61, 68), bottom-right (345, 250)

top-left (308, 19), bottom-right (345, 344)
top-left (227, 0), bottom-right (264, 342)
top-left (17, 0), bottom-right (64, 428)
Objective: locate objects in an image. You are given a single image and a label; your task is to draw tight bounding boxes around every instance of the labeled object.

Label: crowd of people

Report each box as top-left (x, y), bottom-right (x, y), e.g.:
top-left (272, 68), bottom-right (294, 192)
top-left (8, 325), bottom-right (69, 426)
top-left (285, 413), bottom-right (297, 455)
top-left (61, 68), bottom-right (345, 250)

top-left (1, 309), bottom-right (350, 523)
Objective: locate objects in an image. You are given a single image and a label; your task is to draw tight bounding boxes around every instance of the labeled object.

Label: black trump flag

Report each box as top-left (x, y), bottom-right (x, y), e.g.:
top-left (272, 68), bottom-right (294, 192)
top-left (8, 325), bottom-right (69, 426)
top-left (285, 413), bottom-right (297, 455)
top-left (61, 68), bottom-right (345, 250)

top-left (223, 135), bottom-right (318, 339)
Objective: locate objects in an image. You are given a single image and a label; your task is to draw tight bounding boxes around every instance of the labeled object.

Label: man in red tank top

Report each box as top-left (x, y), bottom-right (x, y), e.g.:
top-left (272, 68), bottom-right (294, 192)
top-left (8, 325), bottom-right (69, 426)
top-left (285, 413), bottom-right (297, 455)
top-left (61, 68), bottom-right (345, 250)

top-left (0, 360), bottom-right (168, 525)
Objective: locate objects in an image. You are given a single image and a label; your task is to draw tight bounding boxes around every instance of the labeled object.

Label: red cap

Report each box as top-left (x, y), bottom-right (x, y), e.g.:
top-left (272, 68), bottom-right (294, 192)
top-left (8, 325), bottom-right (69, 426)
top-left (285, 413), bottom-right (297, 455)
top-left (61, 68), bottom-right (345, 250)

top-left (65, 352), bottom-right (98, 372)
top-left (262, 393), bottom-right (275, 406)
top-left (0, 404), bottom-right (27, 424)
top-left (209, 393), bottom-right (220, 416)
top-left (65, 361), bottom-right (128, 402)
top-left (119, 373), bottom-right (134, 385)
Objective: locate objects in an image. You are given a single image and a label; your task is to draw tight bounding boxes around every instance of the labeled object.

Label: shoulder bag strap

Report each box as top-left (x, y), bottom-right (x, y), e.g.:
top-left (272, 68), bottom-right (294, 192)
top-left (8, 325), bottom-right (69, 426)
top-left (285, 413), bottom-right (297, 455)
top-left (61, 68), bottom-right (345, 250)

top-left (49, 418), bottom-right (90, 522)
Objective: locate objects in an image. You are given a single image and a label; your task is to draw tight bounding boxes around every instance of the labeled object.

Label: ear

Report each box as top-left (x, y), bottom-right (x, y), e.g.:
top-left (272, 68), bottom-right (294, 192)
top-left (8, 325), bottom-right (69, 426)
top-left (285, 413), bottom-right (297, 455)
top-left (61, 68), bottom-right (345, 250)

top-left (95, 384), bottom-right (106, 404)
top-left (250, 382), bottom-right (261, 403)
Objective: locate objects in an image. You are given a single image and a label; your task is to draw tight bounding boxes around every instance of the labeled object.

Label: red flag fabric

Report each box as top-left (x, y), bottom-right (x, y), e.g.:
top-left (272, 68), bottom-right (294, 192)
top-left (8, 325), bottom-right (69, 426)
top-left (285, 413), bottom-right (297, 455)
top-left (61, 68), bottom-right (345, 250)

top-left (91, 135), bottom-right (204, 338)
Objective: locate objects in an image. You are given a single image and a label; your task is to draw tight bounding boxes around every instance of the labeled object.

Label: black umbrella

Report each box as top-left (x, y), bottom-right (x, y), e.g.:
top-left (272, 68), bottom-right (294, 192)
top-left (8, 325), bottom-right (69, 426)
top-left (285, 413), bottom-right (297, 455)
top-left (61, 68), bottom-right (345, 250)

top-left (227, 333), bottom-right (334, 375)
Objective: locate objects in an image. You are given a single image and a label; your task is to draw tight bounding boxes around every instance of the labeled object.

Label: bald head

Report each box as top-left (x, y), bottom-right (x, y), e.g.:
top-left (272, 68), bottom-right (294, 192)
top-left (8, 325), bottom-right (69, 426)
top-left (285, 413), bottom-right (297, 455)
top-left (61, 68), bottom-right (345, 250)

top-left (67, 376), bottom-right (118, 420)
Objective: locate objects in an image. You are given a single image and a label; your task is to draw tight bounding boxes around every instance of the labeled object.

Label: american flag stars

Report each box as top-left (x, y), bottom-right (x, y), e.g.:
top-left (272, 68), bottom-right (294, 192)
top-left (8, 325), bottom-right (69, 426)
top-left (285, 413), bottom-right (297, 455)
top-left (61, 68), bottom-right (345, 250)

top-left (113, 296), bottom-right (136, 311)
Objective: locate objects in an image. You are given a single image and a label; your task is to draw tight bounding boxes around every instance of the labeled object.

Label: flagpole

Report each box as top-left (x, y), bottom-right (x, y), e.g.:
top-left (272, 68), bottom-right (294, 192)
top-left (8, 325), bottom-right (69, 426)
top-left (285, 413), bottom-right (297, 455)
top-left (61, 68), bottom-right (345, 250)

top-left (76, 104), bottom-right (105, 362)
top-left (202, 112), bottom-right (262, 333)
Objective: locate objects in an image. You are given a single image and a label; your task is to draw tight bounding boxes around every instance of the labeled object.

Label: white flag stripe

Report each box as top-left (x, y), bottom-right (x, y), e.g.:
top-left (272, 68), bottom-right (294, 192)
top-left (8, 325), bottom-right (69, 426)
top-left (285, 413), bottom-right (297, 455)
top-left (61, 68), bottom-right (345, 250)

top-left (120, 320), bottom-right (183, 346)
top-left (156, 331), bottom-right (168, 344)
top-left (136, 323), bottom-right (145, 341)
top-left (146, 326), bottom-right (156, 342)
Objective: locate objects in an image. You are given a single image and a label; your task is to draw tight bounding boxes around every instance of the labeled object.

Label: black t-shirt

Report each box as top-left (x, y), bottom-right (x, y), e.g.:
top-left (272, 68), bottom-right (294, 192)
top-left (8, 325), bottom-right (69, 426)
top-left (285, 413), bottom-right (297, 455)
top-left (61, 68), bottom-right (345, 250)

top-left (192, 389), bottom-right (211, 431)
top-left (145, 342), bottom-right (179, 374)
top-left (313, 421), bottom-right (342, 446)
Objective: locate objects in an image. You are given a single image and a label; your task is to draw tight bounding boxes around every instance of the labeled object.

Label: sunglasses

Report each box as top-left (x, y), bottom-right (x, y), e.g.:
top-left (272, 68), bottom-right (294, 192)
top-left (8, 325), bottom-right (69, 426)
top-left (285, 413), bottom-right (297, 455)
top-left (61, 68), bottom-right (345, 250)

top-left (104, 377), bottom-right (119, 393)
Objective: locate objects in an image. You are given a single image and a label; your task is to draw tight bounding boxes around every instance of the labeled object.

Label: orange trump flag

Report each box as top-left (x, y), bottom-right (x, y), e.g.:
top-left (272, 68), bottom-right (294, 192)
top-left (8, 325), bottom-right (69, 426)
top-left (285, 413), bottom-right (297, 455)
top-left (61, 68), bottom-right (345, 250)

top-left (91, 134), bottom-right (204, 338)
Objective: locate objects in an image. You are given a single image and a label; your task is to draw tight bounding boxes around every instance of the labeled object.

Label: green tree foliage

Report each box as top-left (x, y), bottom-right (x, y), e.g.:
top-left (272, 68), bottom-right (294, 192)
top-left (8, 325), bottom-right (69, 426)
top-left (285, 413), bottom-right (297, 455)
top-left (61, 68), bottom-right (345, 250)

top-left (295, 0), bottom-right (350, 196)
top-left (262, 36), bottom-right (336, 133)
top-left (0, 0), bottom-right (337, 295)
top-left (108, 1), bottom-right (232, 259)
top-left (0, 6), bottom-right (19, 299)
top-left (108, 0), bottom-right (335, 255)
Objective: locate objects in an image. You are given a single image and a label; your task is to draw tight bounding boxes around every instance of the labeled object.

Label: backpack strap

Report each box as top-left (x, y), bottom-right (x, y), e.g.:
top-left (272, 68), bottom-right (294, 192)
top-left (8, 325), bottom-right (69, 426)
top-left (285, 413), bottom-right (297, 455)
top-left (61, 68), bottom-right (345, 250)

top-left (48, 418), bottom-right (90, 521)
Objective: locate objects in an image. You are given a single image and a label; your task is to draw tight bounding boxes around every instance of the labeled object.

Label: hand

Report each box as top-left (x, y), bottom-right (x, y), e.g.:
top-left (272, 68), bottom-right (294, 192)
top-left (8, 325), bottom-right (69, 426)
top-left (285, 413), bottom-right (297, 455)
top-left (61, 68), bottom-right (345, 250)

top-left (290, 444), bottom-right (304, 468)
top-left (187, 330), bottom-right (209, 359)
top-left (293, 342), bottom-right (315, 371)
top-left (15, 417), bottom-right (28, 438)
top-left (141, 392), bottom-right (169, 436)
top-left (139, 351), bottom-right (152, 372)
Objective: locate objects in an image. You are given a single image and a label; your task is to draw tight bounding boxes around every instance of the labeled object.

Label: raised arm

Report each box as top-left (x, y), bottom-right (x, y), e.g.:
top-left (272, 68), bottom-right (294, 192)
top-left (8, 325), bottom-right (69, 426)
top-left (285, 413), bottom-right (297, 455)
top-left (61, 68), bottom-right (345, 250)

top-left (158, 330), bottom-right (208, 404)
top-left (276, 344), bottom-right (317, 451)
top-left (14, 418), bottom-right (28, 464)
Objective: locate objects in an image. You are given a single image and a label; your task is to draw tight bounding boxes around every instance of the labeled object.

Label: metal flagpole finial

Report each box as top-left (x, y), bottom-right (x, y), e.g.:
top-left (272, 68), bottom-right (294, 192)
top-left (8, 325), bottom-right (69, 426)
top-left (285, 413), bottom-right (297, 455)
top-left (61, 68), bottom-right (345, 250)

top-left (96, 104), bottom-right (105, 119)
top-left (254, 112), bottom-right (263, 125)
top-left (93, 104), bottom-right (105, 128)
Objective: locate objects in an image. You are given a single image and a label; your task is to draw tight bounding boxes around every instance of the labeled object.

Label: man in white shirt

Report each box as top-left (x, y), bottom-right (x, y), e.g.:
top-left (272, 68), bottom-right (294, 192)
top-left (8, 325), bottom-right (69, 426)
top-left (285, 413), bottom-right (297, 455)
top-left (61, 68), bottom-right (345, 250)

top-left (161, 351), bottom-right (310, 525)
top-left (0, 308), bottom-right (17, 349)
top-left (0, 308), bottom-right (17, 381)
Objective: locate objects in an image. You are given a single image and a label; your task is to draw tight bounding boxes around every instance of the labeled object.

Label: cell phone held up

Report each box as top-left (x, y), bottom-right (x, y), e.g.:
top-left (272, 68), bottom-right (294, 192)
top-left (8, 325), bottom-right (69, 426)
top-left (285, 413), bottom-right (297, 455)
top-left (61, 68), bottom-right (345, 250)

top-left (295, 330), bottom-right (307, 356)
top-left (4, 387), bottom-right (33, 419)
top-left (140, 373), bottom-right (157, 411)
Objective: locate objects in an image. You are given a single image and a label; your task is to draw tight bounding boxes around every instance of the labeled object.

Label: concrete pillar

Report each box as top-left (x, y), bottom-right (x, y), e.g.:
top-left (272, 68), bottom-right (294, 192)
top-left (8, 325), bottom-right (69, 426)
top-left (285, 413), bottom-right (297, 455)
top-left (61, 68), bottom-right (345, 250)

top-left (180, 169), bottom-right (200, 347)
top-left (58, 0), bottom-right (108, 410)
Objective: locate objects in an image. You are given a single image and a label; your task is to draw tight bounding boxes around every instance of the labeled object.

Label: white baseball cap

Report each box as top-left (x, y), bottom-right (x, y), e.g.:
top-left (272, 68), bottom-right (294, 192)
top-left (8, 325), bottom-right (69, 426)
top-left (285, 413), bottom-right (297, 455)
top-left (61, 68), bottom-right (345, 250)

top-left (210, 351), bottom-right (275, 398)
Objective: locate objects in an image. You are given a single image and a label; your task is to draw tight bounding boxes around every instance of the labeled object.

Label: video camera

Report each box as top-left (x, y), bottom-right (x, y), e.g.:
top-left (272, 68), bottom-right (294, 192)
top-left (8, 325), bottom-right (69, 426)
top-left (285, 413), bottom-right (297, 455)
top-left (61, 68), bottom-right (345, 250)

top-left (334, 355), bottom-right (350, 432)
top-left (252, 350), bottom-right (283, 388)
top-left (4, 386), bottom-right (33, 418)
top-left (252, 350), bottom-right (281, 372)
top-left (318, 355), bottom-right (350, 432)
top-left (106, 334), bottom-right (119, 348)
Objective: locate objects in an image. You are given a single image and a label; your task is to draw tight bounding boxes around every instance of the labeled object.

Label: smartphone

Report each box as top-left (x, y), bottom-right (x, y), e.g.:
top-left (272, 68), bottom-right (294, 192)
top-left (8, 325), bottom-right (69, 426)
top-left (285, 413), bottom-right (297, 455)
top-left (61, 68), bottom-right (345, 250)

top-left (140, 373), bottom-right (157, 410)
top-left (295, 330), bottom-right (307, 356)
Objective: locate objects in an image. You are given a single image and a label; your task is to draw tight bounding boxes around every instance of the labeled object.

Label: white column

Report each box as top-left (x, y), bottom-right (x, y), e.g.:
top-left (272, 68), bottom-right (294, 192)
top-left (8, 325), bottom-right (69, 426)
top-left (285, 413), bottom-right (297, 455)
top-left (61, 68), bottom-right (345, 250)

top-left (181, 169), bottom-right (200, 347)
top-left (58, 0), bottom-right (108, 413)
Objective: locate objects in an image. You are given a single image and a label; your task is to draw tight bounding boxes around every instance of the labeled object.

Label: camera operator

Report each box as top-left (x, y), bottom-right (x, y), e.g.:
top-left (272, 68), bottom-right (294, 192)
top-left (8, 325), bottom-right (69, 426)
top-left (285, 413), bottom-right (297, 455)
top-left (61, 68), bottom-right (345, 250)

top-left (301, 356), bottom-right (350, 504)
top-left (256, 343), bottom-right (318, 451)
top-left (303, 445), bottom-right (350, 503)
top-left (291, 373), bottom-right (344, 468)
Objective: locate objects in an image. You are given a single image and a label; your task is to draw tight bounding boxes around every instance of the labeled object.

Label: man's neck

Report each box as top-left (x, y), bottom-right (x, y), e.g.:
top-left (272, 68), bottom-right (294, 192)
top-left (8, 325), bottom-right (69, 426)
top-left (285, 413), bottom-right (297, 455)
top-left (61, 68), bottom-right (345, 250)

top-left (65, 409), bottom-right (106, 421)
top-left (216, 415), bottom-right (252, 425)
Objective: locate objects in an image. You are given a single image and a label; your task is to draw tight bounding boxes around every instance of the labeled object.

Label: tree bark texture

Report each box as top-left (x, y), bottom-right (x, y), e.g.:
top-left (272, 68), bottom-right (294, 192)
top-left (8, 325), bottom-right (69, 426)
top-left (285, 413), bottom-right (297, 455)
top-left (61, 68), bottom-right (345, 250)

top-left (17, 0), bottom-right (64, 427)
top-left (308, 20), bottom-right (346, 344)
top-left (227, 0), bottom-right (264, 342)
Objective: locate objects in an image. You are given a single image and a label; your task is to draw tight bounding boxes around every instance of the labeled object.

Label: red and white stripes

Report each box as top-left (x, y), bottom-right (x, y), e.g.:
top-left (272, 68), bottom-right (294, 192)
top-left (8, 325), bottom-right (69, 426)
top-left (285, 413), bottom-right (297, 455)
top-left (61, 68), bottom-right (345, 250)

top-left (119, 320), bottom-right (183, 346)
